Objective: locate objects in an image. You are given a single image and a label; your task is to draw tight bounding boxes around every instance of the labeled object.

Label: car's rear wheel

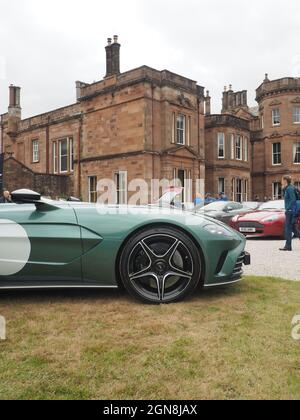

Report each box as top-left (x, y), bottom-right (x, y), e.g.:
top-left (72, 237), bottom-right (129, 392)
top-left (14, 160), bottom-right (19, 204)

top-left (119, 227), bottom-right (202, 304)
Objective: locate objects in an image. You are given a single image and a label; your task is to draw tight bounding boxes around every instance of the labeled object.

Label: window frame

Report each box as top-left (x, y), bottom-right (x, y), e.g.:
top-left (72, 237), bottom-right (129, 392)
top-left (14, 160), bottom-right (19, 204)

top-left (218, 177), bottom-right (225, 194)
top-left (235, 178), bottom-right (243, 203)
top-left (115, 171), bottom-right (128, 205)
top-left (294, 107), bottom-right (300, 124)
top-left (235, 135), bottom-right (243, 161)
top-left (32, 139), bottom-right (39, 164)
top-left (272, 182), bottom-right (282, 200)
top-left (59, 138), bottom-right (69, 174)
top-left (217, 132), bottom-right (225, 159)
top-left (294, 142), bottom-right (300, 164)
top-left (272, 142), bottom-right (282, 166)
top-left (52, 137), bottom-right (74, 174)
top-left (244, 137), bottom-right (249, 162)
top-left (272, 108), bottom-right (281, 126)
top-left (88, 176), bottom-right (98, 203)
top-left (176, 114), bottom-right (186, 145)
top-left (231, 134), bottom-right (235, 160)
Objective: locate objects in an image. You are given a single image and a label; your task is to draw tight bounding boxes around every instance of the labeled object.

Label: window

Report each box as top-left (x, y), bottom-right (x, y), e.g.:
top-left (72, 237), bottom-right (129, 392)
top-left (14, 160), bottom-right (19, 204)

top-left (294, 142), bottom-right (300, 164)
top-left (218, 133), bottom-right (225, 159)
top-left (59, 139), bottom-right (68, 173)
top-left (176, 114), bottom-right (186, 145)
top-left (295, 181), bottom-right (300, 190)
top-left (235, 179), bottom-right (243, 203)
top-left (186, 116), bottom-right (192, 146)
top-left (218, 178), bottom-right (225, 194)
top-left (272, 143), bottom-right (282, 165)
top-left (272, 182), bottom-right (282, 200)
top-left (52, 137), bottom-right (74, 174)
top-left (272, 109), bottom-right (281, 126)
top-left (261, 114), bottom-right (264, 129)
top-left (243, 179), bottom-right (248, 201)
top-left (244, 137), bottom-right (249, 162)
top-left (89, 176), bottom-right (98, 203)
top-left (235, 135), bottom-right (242, 160)
top-left (171, 112), bottom-right (176, 144)
top-left (69, 138), bottom-right (74, 172)
top-left (53, 142), bottom-right (58, 173)
top-left (231, 134), bottom-right (235, 159)
top-left (32, 140), bottom-right (39, 163)
top-left (294, 107), bottom-right (300, 124)
top-left (115, 171), bottom-right (127, 205)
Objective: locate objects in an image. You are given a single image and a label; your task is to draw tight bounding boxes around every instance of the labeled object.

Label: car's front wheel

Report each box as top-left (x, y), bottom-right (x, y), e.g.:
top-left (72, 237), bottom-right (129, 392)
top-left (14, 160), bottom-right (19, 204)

top-left (119, 227), bottom-right (203, 304)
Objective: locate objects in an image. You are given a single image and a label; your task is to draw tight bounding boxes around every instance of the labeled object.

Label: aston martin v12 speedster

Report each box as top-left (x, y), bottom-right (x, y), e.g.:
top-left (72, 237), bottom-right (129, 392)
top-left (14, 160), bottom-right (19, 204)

top-left (0, 189), bottom-right (250, 304)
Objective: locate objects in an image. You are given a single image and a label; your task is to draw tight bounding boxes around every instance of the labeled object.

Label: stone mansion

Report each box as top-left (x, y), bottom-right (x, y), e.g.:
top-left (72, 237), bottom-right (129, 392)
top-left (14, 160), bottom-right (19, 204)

top-left (1, 37), bottom-right (300, 203)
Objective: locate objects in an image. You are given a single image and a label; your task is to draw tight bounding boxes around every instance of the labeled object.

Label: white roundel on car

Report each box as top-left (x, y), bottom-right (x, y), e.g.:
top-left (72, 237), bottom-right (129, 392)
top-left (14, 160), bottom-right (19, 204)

top-left (0, 220), bottom-right (31, 276)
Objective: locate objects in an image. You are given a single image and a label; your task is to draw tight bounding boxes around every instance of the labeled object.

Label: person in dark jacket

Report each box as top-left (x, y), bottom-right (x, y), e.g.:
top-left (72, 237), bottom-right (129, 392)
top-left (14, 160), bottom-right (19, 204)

top-left (293, 199), bottom-right (300, 238)
top-left (0, 190), bottom-right (12, 204)
top-left (280, 176), bottom-right (297, 251)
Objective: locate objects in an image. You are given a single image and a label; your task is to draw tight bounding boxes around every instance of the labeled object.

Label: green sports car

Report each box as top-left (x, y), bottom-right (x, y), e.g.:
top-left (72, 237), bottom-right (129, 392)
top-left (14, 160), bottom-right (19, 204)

top-left (0, 189), bottom-right (250, 304)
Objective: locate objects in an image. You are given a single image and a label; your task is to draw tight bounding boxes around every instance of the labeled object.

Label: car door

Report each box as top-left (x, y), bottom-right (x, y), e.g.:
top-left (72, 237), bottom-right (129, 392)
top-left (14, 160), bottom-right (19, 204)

top-left (0, 203), bottom-right (83, 285)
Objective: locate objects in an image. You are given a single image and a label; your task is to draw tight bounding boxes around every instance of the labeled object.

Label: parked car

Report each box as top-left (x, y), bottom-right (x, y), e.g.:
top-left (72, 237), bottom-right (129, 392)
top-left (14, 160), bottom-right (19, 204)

top-left (0, 189), bottom-right (250, 304)
top-left (195, 201), bottom-right (256, 225)
top-left (242, 202), bottom-right (261, 211)
top-left (230, 200), bottom-right (300, 238)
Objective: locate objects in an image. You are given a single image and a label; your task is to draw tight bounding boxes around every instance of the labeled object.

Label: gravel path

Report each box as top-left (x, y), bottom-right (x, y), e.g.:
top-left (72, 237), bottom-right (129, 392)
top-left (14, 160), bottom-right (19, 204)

top-left (244, 237), bottom-right (300, 281)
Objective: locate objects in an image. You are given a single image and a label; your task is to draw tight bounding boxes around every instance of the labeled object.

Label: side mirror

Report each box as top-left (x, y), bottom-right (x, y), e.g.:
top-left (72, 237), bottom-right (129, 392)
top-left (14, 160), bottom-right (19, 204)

top-left (11, 189), bottom-right (58, 211)
top-left (11, 189), bottom-right (41, 203)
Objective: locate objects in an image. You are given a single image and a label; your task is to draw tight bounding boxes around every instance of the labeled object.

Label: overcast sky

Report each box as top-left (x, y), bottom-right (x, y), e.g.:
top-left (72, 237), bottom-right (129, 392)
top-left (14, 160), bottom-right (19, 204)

top-left (1, 0), bottom-right (300, 118)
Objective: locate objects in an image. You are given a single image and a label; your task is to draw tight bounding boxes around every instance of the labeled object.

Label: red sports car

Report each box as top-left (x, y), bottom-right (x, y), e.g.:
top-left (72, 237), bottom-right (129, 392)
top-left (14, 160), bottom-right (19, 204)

top-left (230, 200), bottom-right (300, 238)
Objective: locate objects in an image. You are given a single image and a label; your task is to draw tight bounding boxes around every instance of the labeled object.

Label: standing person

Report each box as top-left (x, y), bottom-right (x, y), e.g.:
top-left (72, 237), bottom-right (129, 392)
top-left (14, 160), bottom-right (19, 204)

top-left (194, 193), bottom-right (203, 207)
top-left (0, 190), bottom-right (12, 204)
top-left (280, 176), bottom-right (297, 252)
top-left (293, 191), bottom-right (300, 238)
top-left (204, 193), bottom-right (216, 204)
top-left (218, 192), bottom-right (229, 202)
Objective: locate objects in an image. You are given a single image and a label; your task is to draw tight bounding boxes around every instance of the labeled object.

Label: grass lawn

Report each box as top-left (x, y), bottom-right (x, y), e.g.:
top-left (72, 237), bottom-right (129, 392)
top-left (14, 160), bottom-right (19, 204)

top-left (0, 276), bottom-right (300, 400)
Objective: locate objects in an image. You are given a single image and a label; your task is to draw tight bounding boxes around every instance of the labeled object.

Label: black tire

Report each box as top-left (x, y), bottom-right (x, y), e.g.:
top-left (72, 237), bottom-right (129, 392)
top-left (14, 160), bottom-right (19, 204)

top-left (119, 227), bottom-right (203, 304)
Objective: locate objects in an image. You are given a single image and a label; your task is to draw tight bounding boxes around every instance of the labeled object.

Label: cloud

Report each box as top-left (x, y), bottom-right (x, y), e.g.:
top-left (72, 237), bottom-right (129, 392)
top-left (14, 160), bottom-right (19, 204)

top-left (1, 0), bottom-right (300, 117)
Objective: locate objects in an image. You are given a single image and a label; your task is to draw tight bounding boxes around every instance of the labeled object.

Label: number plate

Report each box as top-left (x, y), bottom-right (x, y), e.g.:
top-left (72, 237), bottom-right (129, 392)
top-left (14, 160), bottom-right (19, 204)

top-left (239, 227), bottom-right (256, 233)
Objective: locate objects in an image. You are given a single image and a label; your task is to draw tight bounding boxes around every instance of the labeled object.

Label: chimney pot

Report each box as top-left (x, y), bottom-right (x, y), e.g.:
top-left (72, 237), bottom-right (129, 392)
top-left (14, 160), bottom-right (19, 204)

top-left (113, 35), bottom-right (118, 43)
top-left (107, 38), bottom-right (112, 45)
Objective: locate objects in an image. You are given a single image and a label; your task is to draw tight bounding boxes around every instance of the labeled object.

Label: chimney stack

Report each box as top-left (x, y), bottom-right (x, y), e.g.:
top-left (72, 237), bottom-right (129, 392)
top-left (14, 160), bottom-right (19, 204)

top-left (205, 90), bottom-right (211, 115)
top-left (8, 85), bottom-right (21, 136)
top-left (105, 35), bottom-right (121, 78)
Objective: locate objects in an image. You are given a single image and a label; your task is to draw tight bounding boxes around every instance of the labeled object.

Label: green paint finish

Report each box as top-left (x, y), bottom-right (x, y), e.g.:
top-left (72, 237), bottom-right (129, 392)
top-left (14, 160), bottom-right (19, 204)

top-left (0, 202), bottom-right (246, 288)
